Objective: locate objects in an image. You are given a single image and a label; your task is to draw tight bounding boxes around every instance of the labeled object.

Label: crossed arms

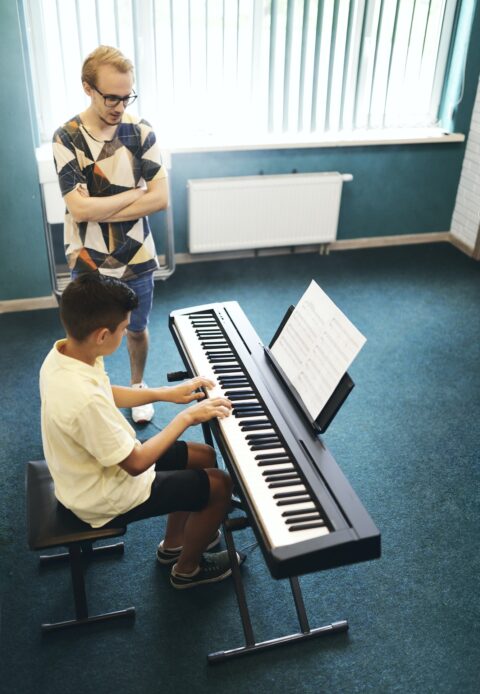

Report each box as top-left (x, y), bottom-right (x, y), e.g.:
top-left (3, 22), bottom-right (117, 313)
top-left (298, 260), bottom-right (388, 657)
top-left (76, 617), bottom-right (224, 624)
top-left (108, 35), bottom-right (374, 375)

top-left (64, 177), bottom-right (168, 223)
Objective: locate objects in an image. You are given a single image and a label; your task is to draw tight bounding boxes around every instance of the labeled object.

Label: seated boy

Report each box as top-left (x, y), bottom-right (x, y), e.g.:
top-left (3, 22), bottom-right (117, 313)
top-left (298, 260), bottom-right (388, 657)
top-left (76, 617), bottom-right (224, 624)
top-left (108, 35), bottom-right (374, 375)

top-left (39, 273), bottom-right (242, 589)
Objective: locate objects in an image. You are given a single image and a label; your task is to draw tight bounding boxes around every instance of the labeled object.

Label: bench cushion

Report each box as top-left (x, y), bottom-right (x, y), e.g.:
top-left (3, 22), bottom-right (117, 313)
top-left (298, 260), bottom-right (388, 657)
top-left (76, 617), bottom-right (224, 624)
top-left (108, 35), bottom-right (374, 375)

top-left (26, 460), bottom-right (126, 550)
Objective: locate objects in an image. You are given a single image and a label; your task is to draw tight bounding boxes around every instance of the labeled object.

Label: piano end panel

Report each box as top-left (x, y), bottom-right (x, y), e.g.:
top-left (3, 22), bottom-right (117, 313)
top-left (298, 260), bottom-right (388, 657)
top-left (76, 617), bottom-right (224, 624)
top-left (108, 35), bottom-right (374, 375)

top-left (267, 531), bottom-right (381, 580)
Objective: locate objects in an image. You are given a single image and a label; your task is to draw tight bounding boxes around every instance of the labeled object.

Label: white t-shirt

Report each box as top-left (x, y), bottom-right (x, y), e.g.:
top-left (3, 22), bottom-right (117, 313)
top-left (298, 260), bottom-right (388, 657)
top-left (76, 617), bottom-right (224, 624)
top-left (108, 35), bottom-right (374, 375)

top-left (39, 340), bottom-right (155, 527)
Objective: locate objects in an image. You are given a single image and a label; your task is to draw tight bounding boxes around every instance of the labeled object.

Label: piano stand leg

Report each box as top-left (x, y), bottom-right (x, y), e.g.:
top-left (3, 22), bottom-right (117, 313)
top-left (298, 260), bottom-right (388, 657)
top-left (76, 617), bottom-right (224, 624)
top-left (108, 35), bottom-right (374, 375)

top-left (208, 517), bottom-right (349, 664)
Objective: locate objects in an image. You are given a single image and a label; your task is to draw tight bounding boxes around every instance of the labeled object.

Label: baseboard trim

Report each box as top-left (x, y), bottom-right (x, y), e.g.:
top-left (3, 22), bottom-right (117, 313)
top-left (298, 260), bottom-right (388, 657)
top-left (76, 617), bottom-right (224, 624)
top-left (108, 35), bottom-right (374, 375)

top-left (330, 231), bottom-right (452, 250)
top-left (0, 294), bottom-right (58, 314)
top-left (170, 231), bottom-right (455, 265)
top-left (448, 233), bottom-right (477, 258)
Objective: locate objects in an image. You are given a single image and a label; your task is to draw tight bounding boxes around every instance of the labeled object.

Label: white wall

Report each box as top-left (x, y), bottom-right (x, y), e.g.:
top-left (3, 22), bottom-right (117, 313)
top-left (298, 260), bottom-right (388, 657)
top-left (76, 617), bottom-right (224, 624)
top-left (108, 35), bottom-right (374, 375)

top-left (451, 79), bottom-right (480, 252)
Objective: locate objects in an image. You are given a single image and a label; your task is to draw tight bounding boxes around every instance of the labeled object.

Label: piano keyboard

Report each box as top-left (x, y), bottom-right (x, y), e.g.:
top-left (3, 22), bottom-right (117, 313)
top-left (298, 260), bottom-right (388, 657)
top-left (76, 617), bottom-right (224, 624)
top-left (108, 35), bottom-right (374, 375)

top-left (173, 311), bottom-right (330, 552)
top-left (170, 301), bottom-right (380, 579)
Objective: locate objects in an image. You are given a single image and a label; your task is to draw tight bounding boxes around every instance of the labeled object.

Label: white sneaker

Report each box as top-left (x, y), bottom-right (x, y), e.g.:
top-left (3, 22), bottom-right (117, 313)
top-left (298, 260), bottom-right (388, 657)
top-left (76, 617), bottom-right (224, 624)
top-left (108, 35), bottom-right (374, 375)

top-left (131, 382), bottom-right (154, 424)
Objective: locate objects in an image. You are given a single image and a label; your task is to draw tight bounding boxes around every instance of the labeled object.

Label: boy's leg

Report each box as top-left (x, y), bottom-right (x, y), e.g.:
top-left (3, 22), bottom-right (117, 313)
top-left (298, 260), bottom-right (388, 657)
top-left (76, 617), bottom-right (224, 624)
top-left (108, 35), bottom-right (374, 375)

top-left (163, 442), bottom-right (219, 549)
top-left (174, 468), bottom-right (233, 575)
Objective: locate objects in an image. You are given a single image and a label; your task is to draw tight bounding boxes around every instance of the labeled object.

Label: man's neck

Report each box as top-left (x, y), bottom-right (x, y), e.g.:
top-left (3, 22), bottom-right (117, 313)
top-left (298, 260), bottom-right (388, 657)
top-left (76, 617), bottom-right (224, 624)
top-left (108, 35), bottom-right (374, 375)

top-left (80, 108), bottom-right (118, 141)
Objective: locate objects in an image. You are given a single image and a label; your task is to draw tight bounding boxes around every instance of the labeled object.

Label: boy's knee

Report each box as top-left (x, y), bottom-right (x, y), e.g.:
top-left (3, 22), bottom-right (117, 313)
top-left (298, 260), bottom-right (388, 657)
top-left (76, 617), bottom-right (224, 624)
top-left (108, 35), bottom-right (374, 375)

top-left (206, 468), bottom-right (233, 502)
top-left (187, 442), bottom-right (216, 470)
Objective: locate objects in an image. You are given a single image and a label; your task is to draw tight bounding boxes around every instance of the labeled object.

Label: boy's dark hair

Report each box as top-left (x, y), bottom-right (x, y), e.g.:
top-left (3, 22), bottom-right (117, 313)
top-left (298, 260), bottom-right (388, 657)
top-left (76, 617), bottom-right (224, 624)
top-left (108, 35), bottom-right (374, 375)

top-left (60, 273), bottom-right (138, 341)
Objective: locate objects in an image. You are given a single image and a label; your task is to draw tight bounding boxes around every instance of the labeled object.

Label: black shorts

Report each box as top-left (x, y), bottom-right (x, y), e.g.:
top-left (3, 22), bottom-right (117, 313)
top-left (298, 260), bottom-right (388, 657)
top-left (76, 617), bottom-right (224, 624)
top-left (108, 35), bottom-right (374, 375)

top-left (105, 441), bottom-right (210, 527)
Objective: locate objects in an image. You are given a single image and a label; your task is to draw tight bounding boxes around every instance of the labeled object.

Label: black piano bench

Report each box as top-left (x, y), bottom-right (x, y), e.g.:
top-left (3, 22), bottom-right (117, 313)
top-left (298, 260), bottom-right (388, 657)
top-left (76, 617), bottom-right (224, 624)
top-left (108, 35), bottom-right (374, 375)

top-left (26, 460), bottom-right (136, 632)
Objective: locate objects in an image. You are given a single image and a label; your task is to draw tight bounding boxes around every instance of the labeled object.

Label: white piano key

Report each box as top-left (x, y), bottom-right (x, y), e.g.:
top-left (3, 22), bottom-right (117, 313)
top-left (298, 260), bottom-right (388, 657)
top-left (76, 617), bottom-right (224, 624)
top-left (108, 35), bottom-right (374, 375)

top-left (174, 314), bottom-right (330, 549)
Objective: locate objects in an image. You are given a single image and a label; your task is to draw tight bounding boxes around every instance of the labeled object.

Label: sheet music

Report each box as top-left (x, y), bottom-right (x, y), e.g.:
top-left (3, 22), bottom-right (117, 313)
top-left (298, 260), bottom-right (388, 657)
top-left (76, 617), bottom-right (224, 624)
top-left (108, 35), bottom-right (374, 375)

top-left (270, 280), bottom-right (366, 420)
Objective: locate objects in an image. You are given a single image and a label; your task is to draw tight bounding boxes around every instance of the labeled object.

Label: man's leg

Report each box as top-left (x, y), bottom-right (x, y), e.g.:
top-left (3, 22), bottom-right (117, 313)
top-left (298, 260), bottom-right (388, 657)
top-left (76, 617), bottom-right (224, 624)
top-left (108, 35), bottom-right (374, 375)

top-left (127, 328), bottom-right (149, 385)
top-left (126, 272), bottom-right (155, 423)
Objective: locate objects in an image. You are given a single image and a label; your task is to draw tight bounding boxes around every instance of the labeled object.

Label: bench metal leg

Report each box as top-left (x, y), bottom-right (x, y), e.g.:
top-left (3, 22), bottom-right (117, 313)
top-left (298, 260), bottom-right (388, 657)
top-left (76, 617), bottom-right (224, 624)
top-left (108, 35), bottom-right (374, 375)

top-left (39, 541), bottom-right (125, 565)
top-left (40, 542), bottom-right (135, 632)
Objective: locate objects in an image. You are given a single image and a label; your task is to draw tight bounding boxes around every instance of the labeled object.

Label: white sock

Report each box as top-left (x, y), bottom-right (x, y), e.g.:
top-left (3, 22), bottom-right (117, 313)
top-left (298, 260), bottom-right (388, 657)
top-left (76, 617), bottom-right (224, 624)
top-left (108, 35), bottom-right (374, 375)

top-left (160, 541), bottom-right (183, 553)
top-left (172, 563), bottom-right (200, 578)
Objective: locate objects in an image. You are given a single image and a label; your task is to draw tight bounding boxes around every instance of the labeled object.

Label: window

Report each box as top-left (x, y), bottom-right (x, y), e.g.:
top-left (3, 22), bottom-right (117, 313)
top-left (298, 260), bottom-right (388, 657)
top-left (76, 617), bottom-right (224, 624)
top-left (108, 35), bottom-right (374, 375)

top-left (23, 0), bottom-right (462, 146)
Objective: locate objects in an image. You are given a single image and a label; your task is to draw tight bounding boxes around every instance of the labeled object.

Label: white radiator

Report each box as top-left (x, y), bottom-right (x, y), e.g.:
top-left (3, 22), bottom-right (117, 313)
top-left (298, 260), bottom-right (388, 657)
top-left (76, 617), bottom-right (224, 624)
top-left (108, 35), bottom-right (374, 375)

top-left (187, 172), bottom-right (352, 254)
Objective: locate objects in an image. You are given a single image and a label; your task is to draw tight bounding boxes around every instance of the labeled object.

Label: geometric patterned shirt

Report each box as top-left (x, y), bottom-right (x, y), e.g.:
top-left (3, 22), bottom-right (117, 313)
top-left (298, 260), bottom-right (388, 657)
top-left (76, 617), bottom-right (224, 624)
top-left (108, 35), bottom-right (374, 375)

top-left (53, 113), bottom-right (164, 280)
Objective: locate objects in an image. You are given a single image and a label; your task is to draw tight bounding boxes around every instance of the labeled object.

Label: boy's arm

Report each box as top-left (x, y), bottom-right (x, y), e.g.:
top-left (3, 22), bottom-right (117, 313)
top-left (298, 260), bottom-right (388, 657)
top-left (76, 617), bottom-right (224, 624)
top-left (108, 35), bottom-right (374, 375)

top-left (111, 377), bottom-right (216, 408)
top-left (119, 398), bottom-right (232, 476)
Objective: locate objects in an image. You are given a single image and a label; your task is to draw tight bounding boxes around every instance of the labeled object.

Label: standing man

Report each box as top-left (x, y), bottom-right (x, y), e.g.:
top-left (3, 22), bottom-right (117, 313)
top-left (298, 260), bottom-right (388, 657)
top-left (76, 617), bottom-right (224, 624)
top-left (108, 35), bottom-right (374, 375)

top-left (53, 45), bottom-right (167, 424)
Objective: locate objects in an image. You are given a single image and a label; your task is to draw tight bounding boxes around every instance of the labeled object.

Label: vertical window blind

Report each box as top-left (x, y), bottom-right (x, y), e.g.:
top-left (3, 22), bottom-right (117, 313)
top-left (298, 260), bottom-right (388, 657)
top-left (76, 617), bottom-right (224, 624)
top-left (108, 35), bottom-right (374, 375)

top-left (24, 0), bottom-right (460, 145)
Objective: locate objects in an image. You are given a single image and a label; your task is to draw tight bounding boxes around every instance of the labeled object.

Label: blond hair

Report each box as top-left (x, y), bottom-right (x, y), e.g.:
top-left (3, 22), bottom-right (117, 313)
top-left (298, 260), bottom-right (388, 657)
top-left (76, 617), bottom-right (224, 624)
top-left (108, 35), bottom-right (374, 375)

top-left (81, 45), bottom-right (134, 85)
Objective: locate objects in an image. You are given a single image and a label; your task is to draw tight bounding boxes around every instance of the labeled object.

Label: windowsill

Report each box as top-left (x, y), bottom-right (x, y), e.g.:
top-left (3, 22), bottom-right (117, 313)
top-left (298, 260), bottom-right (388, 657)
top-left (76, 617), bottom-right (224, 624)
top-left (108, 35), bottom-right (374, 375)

top-left (37, 127), bottom-right (465, 176)
top-left (164, 128), bottom-right (465, 156)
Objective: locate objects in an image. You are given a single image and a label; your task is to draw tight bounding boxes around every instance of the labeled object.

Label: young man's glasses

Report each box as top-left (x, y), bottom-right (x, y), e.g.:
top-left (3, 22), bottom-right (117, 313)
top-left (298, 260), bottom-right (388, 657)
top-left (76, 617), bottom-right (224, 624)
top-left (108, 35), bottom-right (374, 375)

top-left (91, 84), bottom-right (138, 108)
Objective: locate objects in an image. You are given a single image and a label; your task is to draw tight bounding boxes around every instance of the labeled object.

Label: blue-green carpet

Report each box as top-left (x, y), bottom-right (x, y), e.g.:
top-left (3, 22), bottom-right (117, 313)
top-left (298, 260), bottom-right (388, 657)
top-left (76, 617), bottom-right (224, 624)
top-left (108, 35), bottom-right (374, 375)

top-left (0, 243), bottom-right (479, 693)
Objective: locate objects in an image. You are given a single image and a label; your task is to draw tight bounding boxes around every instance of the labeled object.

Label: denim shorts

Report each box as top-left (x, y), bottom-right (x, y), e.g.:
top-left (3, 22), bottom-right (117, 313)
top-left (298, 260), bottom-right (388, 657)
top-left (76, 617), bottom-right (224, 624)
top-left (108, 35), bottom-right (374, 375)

top-left (124, 271), bottom-right (155, 333)
top-left (70, 270), bottom-right (155, 333)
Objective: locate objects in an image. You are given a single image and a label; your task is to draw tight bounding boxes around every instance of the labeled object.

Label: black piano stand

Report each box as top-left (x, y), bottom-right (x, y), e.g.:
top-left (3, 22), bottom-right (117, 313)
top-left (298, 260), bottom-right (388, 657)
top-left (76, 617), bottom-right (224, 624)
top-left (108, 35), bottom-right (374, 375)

top-left (208, 514), bottom-right (349, 664)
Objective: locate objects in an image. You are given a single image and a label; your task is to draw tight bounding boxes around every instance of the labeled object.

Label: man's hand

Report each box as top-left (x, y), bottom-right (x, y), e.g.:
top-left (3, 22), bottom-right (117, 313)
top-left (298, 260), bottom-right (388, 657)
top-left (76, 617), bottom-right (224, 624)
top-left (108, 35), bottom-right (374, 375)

top-left (166, 377), bottom-right (216, 404)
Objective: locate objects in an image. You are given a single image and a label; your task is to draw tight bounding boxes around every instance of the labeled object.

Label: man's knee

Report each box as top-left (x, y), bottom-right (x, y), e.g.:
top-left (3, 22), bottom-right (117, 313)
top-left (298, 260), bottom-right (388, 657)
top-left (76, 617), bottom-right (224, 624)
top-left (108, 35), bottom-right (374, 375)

top-left (127, 328), bottom-right (147, 343)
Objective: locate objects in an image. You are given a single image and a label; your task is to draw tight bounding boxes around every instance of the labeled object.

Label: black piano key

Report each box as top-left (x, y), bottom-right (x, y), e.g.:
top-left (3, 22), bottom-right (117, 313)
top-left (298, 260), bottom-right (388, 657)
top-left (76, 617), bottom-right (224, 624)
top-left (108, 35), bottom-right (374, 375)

top-left (246, 433), bottom-right (279, 440)
top-left (240, 421), bottom-right (273, 430)
top-left (213, 366), bottom-right (243, 373)
top-left (285, 515), bottom-right (323, 524)
top-left (233, 408), bottom-right (263, 415)
top-left (269, 480), bottom-right (304, 489)
top-left (208, 358), bottom-right (238, 364)
top-left (218, 377), bottom-right (249, 384)
top-left (276, 497), bottom-right (312, 506)
top-left (200, 340), bottom-right (227, 349)
top-left (197, 333), bottom-right (224, 339)
top-left (250, 442), bottom-right (283, 451)
top-left (281, 508), bottom-right (319, 517)
top-left (273, 490), bottom-right (309, 499)
top-left (264, 474), bottom-right (300, 483)
top-left (288, 521), bottom-right (327, 532)
top-left (255, 453), bottom-right (291, 460)
top-left (261, 467), bottom-right (296, 475)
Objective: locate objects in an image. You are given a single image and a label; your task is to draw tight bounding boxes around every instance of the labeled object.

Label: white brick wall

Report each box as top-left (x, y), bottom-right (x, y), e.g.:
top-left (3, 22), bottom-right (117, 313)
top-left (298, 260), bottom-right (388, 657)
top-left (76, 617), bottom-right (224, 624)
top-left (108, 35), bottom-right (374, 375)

top-left (451, 79), bottom-right (480, 250)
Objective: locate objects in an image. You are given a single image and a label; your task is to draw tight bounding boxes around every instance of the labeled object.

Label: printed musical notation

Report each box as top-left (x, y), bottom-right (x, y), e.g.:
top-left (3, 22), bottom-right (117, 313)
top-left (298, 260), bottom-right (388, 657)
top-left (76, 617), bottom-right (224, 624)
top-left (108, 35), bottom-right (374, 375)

top-left (270, 280), bottom-right (366, 419)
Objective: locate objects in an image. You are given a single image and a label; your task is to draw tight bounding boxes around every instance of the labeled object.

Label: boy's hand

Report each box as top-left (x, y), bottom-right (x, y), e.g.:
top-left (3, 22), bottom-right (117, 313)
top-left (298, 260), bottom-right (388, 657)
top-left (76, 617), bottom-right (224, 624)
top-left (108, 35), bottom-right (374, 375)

top-left (167, 377), bottom-right (216, 404)
top-left (180, 397), bottom-right (232, 426)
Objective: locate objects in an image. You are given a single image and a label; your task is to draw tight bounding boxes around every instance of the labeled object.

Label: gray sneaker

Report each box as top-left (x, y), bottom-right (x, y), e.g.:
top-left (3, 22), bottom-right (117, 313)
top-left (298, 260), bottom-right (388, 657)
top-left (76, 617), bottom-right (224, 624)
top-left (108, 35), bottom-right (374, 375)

top-left (157, 530), bottom-right (222, 565)
top-left (170, 550), bottom-right (245, 589)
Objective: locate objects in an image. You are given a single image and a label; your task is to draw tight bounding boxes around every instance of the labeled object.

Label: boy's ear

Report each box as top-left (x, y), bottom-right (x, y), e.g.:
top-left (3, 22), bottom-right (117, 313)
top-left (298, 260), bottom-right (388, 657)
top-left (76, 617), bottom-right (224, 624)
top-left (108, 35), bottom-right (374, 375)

top-left (94, 327), bottom-right (111, 345)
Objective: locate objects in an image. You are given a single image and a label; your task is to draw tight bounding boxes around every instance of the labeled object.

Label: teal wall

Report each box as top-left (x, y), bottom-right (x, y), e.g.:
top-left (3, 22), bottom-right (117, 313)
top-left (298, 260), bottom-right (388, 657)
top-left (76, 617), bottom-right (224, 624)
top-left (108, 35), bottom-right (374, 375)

top-left (169, 142), bottom-right (466, 250)
top-left (0, 1), bottom-right (51, 301)
top-left (1, 1), bottom-right (479, 301)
